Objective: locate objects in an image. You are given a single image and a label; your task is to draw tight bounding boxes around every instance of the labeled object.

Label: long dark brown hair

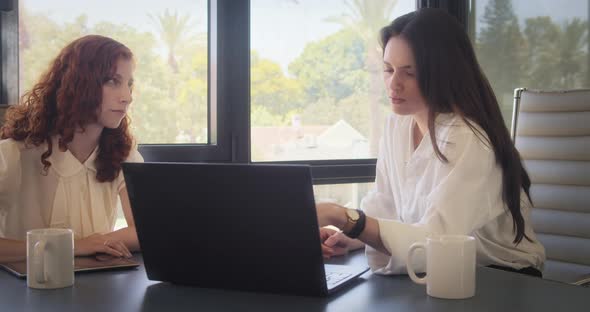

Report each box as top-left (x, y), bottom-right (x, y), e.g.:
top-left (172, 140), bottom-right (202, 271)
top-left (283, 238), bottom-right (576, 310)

top-left (380, 8), bottom-right (532, 244)
top-left (1, 35), bottom-right (134, 182)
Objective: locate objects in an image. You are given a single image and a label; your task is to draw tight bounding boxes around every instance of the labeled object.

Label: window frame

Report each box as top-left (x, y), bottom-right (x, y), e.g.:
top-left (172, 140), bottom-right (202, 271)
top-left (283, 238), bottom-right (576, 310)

top-left (1, 0), bottom-right (472, 184)
top-left (137, 0), bottom-right (243, 163)
top-left (0, 0), bottom-right (17, 107)
top-left (417, 0), bottom-right (469, 29)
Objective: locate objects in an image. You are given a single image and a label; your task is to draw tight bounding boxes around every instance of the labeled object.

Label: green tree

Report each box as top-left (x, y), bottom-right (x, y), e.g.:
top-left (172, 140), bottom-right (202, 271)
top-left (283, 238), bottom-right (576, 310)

top-left (19, 11), bottom-right (73, 91)
top-left (149, 9), bottom-right (195, 73)
top-left (175, 49), bottom-right (208, 142)
top-left (96, 15), bottom-right (208, 143)
top-left (289, 29), bottom-right (366, 103)
top-left (522, 17), bottom-right (588, 90)
top-left (477, 0), bottom-right (525, 124)
top-left (251, 105), bottom-right (284, 127)
top-left (556, 18), bottom-right (588, 88)
top-left (251, 52), bottom-right (305, 119)
top-left (92, 22), bottom-right (179, 143)
top-left (326, 0), bottom-right (396, 156)
top-left (300, 92), bottom-right (386, 137)
top-left (18, 6), bottom-right (209, 144)
top-left (522, 17), bottom-right (561, 88)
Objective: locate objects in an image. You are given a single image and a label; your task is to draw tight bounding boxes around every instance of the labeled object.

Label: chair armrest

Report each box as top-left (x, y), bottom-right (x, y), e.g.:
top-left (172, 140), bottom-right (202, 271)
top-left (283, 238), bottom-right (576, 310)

top-left (572, 274), bottom-right (590, 287)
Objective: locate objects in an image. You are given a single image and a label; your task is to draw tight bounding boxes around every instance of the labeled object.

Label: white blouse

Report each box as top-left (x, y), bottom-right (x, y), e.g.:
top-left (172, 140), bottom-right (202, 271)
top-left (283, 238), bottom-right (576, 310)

top-left (0, 137), bottom-right (143, 240)
top-left (362, 113), bottom-right (545, 274)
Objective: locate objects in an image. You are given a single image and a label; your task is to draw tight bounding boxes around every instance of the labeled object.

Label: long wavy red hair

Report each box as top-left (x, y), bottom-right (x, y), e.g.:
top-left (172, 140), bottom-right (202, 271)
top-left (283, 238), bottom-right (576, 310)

top-left (1, 35), bottom-right (134, 182)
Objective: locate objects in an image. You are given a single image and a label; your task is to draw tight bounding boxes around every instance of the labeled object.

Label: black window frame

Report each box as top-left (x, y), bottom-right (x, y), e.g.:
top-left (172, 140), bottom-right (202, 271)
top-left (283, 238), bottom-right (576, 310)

top-left (417, 0), bottom-right (469, 29)
top-left (0, 0), bottom-right (17, 107)
top-left (0, 0), bottom-right (471, 185)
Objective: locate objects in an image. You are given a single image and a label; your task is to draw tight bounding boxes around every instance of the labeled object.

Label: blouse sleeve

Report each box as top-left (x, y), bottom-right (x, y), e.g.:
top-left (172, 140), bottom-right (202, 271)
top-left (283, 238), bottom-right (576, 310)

top-left (0, 139), bottom-right (22, 213)
top-left (375, 128), bottom-right (507, 274)
top-left (361, 125), bottom-right (397, 219)
top-left (360, 117), bottom-right (402, 272)
top-left (117, 147), bottom-right (145, 193)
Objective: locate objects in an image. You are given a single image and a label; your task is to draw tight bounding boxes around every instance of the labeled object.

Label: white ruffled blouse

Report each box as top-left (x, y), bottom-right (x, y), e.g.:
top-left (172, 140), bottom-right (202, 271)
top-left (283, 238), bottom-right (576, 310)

top-left (0, 137), bottom-right (143, 240)
top-left (362, 113), bottom-right (545, 274)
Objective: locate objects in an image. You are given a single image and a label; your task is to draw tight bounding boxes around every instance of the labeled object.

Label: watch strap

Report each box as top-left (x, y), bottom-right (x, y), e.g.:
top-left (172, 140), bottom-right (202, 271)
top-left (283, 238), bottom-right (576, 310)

top-left (346, 209), bottom-right (366, 239)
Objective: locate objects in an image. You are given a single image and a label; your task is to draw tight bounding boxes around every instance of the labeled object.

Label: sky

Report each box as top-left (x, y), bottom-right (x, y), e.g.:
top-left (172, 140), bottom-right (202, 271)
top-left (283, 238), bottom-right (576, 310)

top-left (22, 0), bottom-right (589, 73)
top-left (22, 0), bottom-right (414, 73)
top-left (250, 0), bottom-right (416, 72)
top-left (21, 0), bottom-right (208, 33)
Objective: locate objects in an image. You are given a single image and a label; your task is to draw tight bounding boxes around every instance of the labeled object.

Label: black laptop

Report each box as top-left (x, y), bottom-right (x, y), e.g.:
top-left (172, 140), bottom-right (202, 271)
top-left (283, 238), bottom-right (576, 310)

top-left (122, 162), bottom-right (368, 297)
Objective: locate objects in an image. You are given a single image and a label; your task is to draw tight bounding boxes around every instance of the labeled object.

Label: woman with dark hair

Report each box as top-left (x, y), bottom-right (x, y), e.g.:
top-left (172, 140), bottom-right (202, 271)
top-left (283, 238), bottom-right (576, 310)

top-left (0, 35), bottom-right (142, 262)
top-left (316, 8), bottom-right (545, 277)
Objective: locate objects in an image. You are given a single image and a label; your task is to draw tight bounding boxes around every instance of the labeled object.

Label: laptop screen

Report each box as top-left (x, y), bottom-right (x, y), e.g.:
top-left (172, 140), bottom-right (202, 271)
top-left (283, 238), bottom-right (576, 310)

top-left (123, 163), bottom-right (329, 296)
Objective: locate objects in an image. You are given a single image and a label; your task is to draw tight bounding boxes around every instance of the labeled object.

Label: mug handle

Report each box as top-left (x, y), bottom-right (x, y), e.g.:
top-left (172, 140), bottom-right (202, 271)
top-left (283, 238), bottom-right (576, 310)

top-left (33, 240), bottom-right (47, 284)
top-left (407, 242), bottom-right (427, 285)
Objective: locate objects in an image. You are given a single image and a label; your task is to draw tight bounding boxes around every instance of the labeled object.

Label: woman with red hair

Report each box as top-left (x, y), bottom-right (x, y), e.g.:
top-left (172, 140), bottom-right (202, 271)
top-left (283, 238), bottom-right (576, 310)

top-left (0, 35), bottom-right (142, 262)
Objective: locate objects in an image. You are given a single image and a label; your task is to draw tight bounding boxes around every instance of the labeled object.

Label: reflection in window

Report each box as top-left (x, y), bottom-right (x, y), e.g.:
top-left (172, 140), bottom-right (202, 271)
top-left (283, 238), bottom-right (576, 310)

top-left (18, 0), bottom-right (208, 144)
top-left (114, 182), bottom-right (375, 230)
top-left (314, 183), bottom-right (374, 210)
top-left (473, 0), bottom-right (589, 125)
top-left (250, 0), bottom-right (415, 161)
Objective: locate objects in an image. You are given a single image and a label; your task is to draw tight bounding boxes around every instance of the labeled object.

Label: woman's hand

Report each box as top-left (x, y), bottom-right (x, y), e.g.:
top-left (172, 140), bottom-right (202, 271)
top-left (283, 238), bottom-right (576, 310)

top-left (75, 234), bottom-right (132, 258)
top-left (319, 227), bottom-right (365, 259)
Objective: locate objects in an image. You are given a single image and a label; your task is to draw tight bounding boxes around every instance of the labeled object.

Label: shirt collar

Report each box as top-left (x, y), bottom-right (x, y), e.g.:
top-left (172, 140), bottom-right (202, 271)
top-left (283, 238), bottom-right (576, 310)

top-left (48, 136), bottom-right (98, 177)
top-left (407, 113), bottom-right (458, 160)
top-left (434, 112), bottom-right (457, 127)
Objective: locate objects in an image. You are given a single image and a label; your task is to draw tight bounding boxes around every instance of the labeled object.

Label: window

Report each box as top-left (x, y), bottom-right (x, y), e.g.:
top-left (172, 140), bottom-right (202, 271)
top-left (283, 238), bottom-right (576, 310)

top-left (314, 183), bottom-right (374, 210)
top-left (471, 0), bottom-right (589, 125)
top-left (1, 0), bottom-right (426, 185)
top-left (250, 0), bottom-right (415, 162)
top-left (114, 182), bottom-right (375, 229)
top-left (19, 0), bottom-right (209, 144)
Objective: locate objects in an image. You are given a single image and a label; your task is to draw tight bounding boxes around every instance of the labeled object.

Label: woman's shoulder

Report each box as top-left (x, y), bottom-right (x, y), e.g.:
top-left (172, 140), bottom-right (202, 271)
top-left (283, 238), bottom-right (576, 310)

top-left (0, 138), bottom-right (25, 154)
top-left (125, 143), bottom-right (144, 163)
top-left (435, 114), bottom-right (494, 161)
top-left (0, 137), bottom-right (49, 150)
top-left (1, 138), bottom-right (56, 167)
top-left (437, 114), bottom-right (489, 143)
top-left (0, 139), bottom-right (25, 171)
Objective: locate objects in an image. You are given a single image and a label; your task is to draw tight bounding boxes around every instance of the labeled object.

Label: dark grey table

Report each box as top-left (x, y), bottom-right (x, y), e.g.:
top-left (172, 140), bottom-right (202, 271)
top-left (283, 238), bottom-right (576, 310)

top-left (1, 251), bottom-right (587, 312)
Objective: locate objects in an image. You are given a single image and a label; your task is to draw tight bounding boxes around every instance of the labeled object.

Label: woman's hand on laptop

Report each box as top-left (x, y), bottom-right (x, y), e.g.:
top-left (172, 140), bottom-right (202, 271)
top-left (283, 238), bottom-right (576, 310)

top-left (320, 227), bottom-right (365, 259)
top-left (74, 234), bottom-right (132, 258)
top-left (316, 202), bottom-right (347, 229)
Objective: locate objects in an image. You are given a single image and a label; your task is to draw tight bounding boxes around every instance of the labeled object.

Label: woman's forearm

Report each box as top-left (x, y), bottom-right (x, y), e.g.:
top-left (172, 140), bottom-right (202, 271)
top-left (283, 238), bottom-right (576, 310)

top-left (358, 217), bottom-right (390, 255)
top-left (103, 227), bottom-right (140, 252)
top-left (318, 202), bottom-right (390, 256)
top-left (0, 238), bottom-right (26, 263)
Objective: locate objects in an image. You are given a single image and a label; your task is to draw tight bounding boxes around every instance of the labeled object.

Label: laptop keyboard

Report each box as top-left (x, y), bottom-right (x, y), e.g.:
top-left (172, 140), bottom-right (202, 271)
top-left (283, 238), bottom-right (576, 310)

top-left (325, 270), bottom-right (353, 289)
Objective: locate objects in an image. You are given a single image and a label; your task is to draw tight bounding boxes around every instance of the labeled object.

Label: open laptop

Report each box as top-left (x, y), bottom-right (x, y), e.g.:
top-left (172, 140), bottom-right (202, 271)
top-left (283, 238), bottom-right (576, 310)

top-left (122, 162), bottom-right (369, 297)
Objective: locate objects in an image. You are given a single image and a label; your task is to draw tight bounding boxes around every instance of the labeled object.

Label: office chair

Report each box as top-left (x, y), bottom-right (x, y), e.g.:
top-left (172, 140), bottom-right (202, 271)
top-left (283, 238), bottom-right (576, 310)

top-left (512, 88), bottom-right (590, 286)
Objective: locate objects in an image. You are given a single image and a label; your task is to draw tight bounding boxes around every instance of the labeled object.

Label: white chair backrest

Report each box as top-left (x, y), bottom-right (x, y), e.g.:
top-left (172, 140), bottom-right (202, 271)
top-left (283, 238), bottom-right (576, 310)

top-left (513, 88), bottom-right (590, 284)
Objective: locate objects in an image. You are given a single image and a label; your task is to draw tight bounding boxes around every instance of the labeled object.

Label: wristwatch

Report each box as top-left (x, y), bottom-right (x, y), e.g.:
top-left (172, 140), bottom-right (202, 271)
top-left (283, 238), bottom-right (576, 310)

top-left (342, 209), bottom-right (366, 239)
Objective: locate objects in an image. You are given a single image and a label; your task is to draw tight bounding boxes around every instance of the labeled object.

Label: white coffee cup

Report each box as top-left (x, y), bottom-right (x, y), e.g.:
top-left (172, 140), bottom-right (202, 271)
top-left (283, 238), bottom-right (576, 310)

top-left (407, 234), bottom-right (476, 299)
top-left (27, 228), bottom-right (74, 289)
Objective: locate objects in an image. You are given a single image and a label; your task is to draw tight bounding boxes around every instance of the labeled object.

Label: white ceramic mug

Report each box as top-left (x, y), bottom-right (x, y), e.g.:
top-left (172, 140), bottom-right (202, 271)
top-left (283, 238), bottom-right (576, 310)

top-left (26, 228), bottom-right (74, 289)
top-left (407, 235), bottom-right (476, 299)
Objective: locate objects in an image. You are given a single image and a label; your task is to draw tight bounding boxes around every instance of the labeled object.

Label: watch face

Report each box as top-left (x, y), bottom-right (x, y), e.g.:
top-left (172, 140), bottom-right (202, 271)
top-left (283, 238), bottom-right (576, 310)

top-left (347, 209), bottom-right (360, 221)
